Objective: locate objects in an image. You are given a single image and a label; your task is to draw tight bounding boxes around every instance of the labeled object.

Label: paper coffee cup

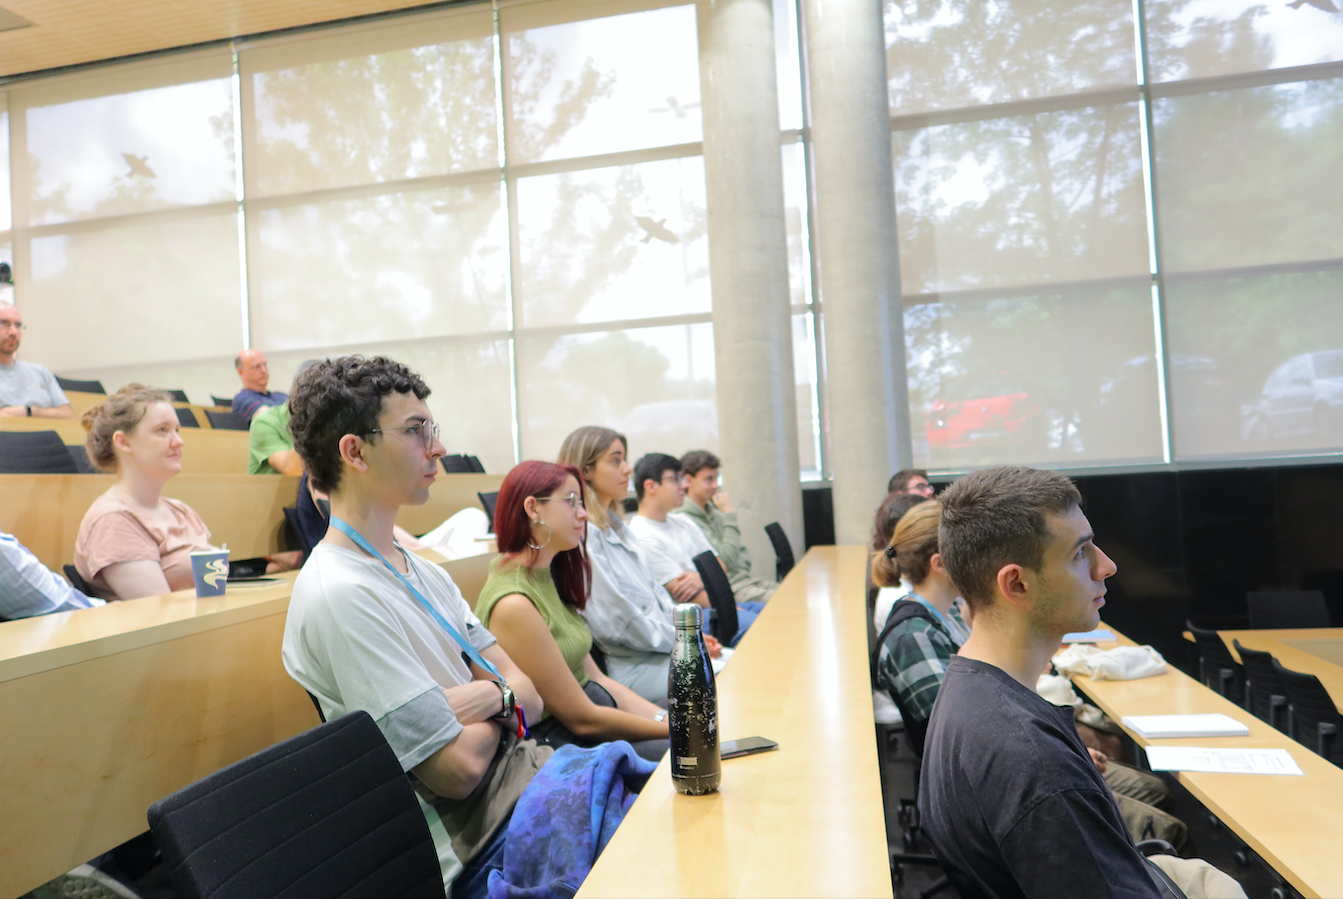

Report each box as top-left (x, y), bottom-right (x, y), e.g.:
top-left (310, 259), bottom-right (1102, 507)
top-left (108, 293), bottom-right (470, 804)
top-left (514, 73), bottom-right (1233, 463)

top-left (190, 549), bottom-right (230, 597)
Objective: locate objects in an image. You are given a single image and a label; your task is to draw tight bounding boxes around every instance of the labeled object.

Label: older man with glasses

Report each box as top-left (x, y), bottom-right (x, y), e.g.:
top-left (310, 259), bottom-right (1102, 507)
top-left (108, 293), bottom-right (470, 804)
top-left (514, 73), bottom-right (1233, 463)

top-left (0, 301), bottom-right (75, 420)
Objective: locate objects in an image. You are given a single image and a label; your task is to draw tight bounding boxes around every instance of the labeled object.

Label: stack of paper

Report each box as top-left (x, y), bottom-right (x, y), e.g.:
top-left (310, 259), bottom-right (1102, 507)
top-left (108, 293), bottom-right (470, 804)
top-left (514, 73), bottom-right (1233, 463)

top-left (1119, 713), bottom-right (1250, 739)
top-left (1146, 746), bottom-right (1303, 775)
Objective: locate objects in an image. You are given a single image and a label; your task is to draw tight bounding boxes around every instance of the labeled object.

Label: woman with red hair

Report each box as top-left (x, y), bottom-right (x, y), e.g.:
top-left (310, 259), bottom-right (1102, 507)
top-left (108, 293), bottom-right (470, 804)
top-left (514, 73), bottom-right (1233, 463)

top-left (476, 460), bottom-right (669, 761)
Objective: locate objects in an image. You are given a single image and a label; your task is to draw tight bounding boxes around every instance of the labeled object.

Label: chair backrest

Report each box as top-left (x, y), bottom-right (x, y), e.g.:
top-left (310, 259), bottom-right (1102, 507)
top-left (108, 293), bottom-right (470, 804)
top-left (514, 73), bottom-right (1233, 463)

top-left (1247, 590), bottom-right (1331, 629)
top-left (440, 454), bottom-right (475, 474)
top-left (478, 491), bottom-right (498, 531)
top-left (1185, 621), bottom-right (1244, 704)
top-left (163, 389), bottom-right (191, 403)
top-left (467, 454), bottom-right (486, 473)
top-left (764, 522), bottom-right (794, 582)
top-left (66, 443), bottom-right (96, 473)
top-left (1272, 658), bottom-right (1342, 763)
top-left (175, 407), bottom-right (200, 428)
top-left (148, 710), bottom-right (446, 899)
top-left (1233, 640), bottom-right (1288, 729)
top-left (204, 409), bottom-right (249, 431)
top-left (55, 376), bottom-right (106, 394)
top-left (693, 550), bottom-right (739, 645)
top-left (210, 395), bottom-right (235, 408)
top-left (63, 564), bottom-right (97, 596)
top-left (0, 430), bottom-right (80, 474)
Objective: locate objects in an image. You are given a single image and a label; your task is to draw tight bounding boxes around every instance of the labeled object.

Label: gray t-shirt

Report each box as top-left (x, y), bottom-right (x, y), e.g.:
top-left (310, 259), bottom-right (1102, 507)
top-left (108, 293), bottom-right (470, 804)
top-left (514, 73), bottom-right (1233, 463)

top-left (0, 360), bottom-right (69, 409)
top-left (281, 542), bottom-right (498, 888)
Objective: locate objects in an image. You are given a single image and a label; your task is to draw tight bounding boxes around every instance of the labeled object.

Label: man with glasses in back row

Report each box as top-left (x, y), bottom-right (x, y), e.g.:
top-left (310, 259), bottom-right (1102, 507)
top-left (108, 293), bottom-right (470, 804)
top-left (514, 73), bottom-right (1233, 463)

top-left (0, 301), bottom-right (75, 419)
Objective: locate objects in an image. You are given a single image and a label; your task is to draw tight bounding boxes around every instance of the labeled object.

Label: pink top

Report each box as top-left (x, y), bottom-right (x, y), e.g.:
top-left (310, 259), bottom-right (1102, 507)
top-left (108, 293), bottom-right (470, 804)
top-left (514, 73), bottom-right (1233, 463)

top-left (74, 492), bottom-right (215, 599)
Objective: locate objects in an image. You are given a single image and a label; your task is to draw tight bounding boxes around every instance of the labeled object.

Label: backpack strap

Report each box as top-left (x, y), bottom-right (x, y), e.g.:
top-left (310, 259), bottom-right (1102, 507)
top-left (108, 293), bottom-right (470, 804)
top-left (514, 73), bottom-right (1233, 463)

top-left (870, 599), bottom-right (939, 755)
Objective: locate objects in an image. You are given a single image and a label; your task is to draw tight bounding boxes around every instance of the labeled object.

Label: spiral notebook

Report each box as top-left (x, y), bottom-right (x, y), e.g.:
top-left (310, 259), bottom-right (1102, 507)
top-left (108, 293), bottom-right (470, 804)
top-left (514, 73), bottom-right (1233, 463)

top-left (1119, 713), bottom-right (1250, 739)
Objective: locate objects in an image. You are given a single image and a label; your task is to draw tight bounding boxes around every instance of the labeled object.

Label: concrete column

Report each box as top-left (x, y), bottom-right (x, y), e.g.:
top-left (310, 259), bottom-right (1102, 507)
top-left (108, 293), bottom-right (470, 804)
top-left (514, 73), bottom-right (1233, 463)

top-left (698, 0), bottom-right (805, 575)
top-left (803, 0), bottom-right (913, 547)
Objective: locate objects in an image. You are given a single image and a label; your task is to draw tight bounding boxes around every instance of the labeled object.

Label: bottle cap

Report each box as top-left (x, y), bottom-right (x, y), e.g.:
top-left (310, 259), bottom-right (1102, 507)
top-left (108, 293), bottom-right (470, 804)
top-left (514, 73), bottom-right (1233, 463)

top-left (673, 603), bottom-right (702, 628)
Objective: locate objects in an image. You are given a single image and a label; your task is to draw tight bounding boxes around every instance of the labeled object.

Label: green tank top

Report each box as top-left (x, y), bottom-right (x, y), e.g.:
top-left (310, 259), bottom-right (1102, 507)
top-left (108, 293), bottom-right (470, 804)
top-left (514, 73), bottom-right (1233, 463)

top-left (476, 557), bottom-right (592, 719)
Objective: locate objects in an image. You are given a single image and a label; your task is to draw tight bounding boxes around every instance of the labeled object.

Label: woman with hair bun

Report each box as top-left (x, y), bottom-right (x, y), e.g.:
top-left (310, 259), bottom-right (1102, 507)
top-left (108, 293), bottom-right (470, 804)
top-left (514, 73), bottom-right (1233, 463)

top-left (74, 385), bottom-right (216, 599)
top-left (475, 460), bottom-right (669, 761)
top-left (75, 384), bottom-right (296, 599)
top-left (871, 500), bottom-right (969, 755)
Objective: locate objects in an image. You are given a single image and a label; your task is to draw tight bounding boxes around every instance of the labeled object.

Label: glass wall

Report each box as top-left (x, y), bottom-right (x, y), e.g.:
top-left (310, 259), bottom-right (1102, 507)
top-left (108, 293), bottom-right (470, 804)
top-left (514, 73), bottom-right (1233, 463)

top-left (1, 0), bottom-right (1337, 479)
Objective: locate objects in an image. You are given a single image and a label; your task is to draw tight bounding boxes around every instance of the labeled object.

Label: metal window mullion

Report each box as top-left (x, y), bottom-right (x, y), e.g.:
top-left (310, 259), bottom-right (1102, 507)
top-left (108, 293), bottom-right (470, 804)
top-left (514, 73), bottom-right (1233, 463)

top-left (494, 3), bottom-right (522, 466)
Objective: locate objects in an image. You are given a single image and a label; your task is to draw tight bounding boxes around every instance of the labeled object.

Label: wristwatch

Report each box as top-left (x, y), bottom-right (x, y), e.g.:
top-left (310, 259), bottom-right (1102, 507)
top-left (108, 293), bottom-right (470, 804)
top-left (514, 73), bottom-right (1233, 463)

top-left (25, 405), bottom-right (32, 417)
top-left (653, 711), bottom-right (667, 723)
top-left (493, 680), bottom-right (516, 720)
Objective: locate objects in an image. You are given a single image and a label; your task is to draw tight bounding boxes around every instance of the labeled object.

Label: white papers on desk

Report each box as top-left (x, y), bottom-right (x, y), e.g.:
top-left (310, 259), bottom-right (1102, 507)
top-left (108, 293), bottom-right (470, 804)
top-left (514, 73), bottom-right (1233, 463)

top-left (1146, 746), bottom-right (1304, 776)
top-left (1120, 714), bottom-right (1250, 738)
top-left (1062, 629), bottom-right (1116, 643)
top-left (712, 647), bottom-right (734, 676)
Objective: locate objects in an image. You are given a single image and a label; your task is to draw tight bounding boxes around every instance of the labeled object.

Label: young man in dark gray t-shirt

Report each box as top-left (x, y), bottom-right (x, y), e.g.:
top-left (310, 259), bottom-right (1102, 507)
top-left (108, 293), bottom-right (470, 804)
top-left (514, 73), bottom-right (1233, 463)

top-left (922, 466), bottom-right (1244, 899)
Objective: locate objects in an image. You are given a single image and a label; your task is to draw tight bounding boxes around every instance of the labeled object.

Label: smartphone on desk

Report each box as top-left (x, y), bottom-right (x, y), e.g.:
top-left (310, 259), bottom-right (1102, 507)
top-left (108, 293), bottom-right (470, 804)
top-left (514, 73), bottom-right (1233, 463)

top-left (720, 737), bottom-right (778, 759)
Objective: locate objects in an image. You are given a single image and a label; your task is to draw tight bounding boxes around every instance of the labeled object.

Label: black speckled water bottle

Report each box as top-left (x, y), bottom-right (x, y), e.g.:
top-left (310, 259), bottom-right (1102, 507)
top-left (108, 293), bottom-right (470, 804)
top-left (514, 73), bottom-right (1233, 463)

top-left (668, 602), bottom-right (720, 795)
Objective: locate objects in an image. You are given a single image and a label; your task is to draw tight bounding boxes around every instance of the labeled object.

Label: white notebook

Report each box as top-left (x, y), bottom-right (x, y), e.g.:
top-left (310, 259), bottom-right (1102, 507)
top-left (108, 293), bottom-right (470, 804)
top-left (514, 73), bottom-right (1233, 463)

top-left (1119, 713), bottom-right (1249, 739)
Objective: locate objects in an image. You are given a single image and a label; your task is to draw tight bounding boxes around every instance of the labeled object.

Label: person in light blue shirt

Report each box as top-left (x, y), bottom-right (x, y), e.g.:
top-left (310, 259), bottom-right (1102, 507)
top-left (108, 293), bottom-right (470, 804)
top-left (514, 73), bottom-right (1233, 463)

top-left (0, 529), bottom-right (105, 620)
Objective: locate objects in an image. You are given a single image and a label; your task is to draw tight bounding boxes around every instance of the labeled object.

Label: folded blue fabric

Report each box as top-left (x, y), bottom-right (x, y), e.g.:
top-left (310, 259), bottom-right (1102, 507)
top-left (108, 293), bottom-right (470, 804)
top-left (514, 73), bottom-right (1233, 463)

top-left (488, 740), bottom-right (659, 899)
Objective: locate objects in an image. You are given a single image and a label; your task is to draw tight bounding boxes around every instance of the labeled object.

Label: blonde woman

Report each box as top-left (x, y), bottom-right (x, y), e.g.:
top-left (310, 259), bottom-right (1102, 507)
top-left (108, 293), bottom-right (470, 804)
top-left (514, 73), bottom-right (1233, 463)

top-left (557, 426), bottom-right (719, 704)
top-left (75, 384), bottom-right (295, 599)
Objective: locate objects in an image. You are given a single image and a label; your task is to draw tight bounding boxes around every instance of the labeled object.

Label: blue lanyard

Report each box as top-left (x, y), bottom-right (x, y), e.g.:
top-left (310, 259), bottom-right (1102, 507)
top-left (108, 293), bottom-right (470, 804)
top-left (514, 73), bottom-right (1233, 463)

top-left (909, 591), bottom-right (962, 642)
top-left (329, 517), bottom-right (501, 680)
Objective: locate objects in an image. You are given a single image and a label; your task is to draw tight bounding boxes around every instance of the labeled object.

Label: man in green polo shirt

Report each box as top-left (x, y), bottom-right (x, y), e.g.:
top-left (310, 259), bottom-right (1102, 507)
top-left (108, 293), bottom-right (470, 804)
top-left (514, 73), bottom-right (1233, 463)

top-left (248, 401), bottom-right (303, 475)
top-left (671, 450), bottom-right (776, 604)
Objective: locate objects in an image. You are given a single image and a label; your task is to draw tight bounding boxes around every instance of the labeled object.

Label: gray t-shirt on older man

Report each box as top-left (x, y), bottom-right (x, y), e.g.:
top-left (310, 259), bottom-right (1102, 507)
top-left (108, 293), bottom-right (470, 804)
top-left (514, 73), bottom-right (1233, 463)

top-left (0, 360), bottom-right (69, 409)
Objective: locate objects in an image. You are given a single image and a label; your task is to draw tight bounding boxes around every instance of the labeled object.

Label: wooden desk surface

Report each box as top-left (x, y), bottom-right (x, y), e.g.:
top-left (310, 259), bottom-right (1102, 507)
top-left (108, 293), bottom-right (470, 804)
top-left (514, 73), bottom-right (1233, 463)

top-left (576, 546), bottom-right (893, 899)
top-left (1071, 626), bottom-right (1343, 899)
top-left (0, 548), bottom-right (494, 896)
top-left (1184, 628), bottom-right (1343, 712)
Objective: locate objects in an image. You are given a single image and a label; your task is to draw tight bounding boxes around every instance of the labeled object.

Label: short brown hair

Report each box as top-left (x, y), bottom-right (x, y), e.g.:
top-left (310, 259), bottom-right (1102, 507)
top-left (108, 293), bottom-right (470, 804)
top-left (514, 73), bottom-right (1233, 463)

top-left (680, 450), bottom-right (721, 478)
top-left (937, 467), bottom-right (1082, 613)
top-left (82, 384), bottom-right (173, 472)
top-left (888, 468), bottom-right (929, 494)
top-left (871, 491), bottom-right (930, 551)
top-left (871, 500), bottom-right (941, 589)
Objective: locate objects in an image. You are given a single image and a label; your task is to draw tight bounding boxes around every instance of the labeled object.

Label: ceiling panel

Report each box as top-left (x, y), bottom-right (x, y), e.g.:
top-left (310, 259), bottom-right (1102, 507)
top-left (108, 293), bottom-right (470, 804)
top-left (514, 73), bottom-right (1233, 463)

top-left (0, 0), bottom-right (462, 79)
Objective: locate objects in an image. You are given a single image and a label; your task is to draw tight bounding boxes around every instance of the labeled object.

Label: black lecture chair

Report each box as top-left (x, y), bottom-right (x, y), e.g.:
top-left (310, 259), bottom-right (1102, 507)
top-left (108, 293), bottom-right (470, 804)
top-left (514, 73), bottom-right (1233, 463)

top-left (440, 454), bottom-right (476, 474)
top-left (1272, 658), bottom-right (1343, 767)
top-left (467, 455), bottom-right (486, 473)
top-left (0, 430), bottom-right (80, 474)
top-left (55, 376), bottom-right (106, 394)
top-left (478, 491), bottom-right (498, 532)
top-left (66, 444), bottom-right (96, 473)
top-left (204, 409), bottom-right (249, 431)
top-left (693, 550), bottom-right (739, 646)
top-left (210, 395), bottom-right (235, 408)
top-left (764, 522), bottom-right (794, 582)
top-left (163, 389), bottom-right (191, 403)
top-left (1233, 640), bottom-right (1289, 732)
top-left (64, 565), bottom-right (97, 596)
top-left (1186, 620), bottom-right (1245, 706)
top-left (1247, 590), bottom-right (1331, 630)
top-left (148, 710), bottom-right (446, 899)
top-left (175, 407), bottom-right (201, 429)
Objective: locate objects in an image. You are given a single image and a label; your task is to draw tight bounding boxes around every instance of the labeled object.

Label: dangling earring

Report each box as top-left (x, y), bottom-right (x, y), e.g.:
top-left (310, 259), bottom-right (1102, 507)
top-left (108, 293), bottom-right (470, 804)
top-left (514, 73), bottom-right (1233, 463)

top-left (527, 520), bottom-right (553, 551)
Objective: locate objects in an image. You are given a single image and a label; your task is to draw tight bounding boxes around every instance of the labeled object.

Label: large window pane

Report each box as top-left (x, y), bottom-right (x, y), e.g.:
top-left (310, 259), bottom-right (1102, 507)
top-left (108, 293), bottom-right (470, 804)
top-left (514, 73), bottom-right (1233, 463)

top-left (249, 180), bottom-right (508, 351)
top-left (267, 339), bottom-right (516, 473)
top-left (792, 313), bottom-right (821, 474)
top-left (242, 9), bottom-right (498, 197)
top-left (502, 2), bottom-right (701, 164)
top-left (905, 288), bottom-right (1162, 469)
top-left (16, 54), bottom-right (235, 227)
top-left (1145, 0), bottom-right (1343, 83)
top-left (1153, 78), bottom-right (1343, 274)
top-left (21, 210), bottom-right (242, 371)
top-left (515, 155), bottom-right (708, 328)
top-left (894, 103), bottom-right (1149, 296)
top-left (883, 0), bottom-right (1137, 116)
top-left (1165, 269), bottom-right (1343, 459)
top-left (0, 99), bottom-right (10, 232)
top-left (517, 322), bottom-right (716, 462)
